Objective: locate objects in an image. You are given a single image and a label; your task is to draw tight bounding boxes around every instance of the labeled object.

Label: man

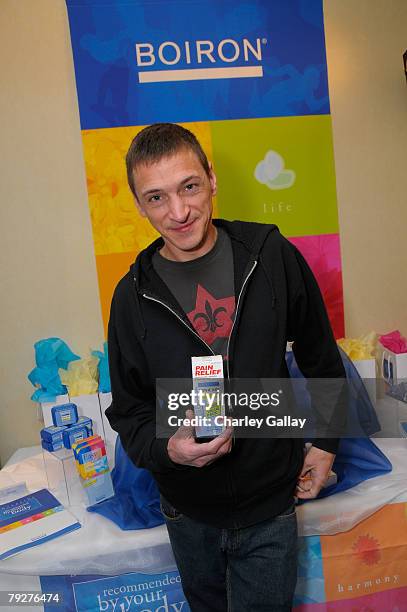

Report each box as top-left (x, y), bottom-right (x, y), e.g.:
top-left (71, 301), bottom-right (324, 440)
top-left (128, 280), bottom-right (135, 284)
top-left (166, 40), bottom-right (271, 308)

top-left (106, 123), bottom-right (345, 611)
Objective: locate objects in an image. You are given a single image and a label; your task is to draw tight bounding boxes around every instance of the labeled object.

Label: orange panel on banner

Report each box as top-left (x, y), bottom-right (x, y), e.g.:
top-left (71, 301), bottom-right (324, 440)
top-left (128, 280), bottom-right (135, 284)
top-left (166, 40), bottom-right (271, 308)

top-left (320, 502), bottom-right (407, 602)
top-left (96, 251), bottom-right (138, 337)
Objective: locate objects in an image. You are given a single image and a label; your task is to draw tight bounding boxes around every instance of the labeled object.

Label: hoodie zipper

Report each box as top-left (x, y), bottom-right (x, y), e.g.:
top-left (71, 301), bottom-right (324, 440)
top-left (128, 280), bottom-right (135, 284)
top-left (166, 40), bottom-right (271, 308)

top-left (142, 259), bottom-right (258, 373)
top-left (143, 261), bottom-right (258, 527)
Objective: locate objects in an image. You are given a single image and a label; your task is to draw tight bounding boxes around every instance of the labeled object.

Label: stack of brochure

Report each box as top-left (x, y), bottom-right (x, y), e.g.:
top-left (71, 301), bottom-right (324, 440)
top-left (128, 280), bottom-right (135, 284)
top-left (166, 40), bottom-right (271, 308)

top-left (0, 488), bottom-right (81, 560)
top-left (72, 435), bottom-right (114, 506)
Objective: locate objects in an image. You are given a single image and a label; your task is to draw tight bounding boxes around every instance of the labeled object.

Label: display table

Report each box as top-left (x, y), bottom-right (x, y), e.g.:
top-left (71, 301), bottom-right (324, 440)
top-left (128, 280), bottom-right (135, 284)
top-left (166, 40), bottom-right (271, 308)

top-left (1, 401), bottom-right (407, 611)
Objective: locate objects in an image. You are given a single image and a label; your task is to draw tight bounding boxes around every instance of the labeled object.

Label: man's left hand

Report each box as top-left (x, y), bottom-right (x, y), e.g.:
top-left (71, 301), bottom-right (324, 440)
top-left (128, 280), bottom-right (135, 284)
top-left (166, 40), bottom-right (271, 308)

top-left (296, 445), bottom-right (335, 499)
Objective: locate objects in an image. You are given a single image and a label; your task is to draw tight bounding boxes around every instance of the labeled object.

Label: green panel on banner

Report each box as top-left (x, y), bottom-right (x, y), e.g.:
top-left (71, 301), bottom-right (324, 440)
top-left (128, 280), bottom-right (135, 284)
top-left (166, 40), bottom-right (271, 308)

top-left (211, 115), bottom-right (339, 237)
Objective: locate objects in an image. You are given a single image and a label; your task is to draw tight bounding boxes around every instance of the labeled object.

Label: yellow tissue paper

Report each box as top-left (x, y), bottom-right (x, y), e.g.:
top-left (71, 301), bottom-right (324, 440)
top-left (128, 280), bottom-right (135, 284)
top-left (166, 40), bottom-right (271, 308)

top-left (337, 332), bottom-right (378, 361)
top-left (59, 356), bottom-right (99, 396)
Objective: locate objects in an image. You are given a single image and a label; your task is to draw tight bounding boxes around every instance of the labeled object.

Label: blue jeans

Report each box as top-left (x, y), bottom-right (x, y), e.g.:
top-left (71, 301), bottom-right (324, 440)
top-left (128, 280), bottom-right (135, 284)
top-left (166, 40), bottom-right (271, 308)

top-left (161, 497), bottom-right (298, 612)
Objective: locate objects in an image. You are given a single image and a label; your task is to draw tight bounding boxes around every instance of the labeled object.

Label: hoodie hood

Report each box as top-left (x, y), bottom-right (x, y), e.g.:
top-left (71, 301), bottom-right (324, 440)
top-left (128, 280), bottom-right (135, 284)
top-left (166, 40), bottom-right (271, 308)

top-left (130, 219), bottom-right (279, 340)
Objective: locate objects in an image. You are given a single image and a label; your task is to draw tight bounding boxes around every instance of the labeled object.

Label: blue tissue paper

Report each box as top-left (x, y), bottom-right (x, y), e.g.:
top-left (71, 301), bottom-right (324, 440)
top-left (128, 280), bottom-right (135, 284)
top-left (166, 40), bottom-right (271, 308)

top-left (87, 437), bottom-right (164, 530)
top-left (28, 338), bottom-right (80, 402)
top-left (286, 347), bottom-right (392, 501)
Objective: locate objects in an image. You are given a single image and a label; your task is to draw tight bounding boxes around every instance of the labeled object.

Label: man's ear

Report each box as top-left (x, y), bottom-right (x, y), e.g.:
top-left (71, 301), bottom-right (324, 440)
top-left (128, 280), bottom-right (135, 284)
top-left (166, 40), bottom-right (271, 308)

top-left (208, 162), bottom-right (217, 197)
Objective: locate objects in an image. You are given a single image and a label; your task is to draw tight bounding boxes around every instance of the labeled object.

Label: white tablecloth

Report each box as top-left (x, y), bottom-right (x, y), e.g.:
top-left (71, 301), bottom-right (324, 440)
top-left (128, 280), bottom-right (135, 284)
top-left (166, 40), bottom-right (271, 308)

top-left (0, 401), bottom-right (406, 577)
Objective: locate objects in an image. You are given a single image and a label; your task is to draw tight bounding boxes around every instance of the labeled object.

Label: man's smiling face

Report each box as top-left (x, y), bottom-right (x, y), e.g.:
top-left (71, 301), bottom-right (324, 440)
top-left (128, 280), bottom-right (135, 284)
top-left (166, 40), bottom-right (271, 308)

top-left (132, 147), bottom-right (217, 262)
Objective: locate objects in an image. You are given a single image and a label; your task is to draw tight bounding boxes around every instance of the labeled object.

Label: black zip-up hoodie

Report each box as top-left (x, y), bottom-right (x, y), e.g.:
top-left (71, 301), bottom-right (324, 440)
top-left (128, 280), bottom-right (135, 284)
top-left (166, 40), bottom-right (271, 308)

top-left (106, 219), bottom-right (346, 528)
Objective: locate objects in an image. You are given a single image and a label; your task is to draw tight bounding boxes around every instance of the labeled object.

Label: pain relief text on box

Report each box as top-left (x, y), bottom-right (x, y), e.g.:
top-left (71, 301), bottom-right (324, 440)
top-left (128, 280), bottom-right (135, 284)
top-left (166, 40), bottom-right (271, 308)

top-left (192, 355), bottom-right (223, 378)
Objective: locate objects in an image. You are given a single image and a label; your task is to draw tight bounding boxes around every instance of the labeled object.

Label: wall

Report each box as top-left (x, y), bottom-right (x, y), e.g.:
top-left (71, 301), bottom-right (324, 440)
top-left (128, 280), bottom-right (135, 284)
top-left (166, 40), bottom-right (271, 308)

top-left (0, 0), bottom-right (406, 464)
top-left (323, 0), bottom-right (407, 335)
top-left (0, 0), bottom-right (104, 465)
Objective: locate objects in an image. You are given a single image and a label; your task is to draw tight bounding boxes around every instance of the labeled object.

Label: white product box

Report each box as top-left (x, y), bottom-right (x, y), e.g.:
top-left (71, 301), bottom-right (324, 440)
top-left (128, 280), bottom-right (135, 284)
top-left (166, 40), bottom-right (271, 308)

top-left (353, 358), bottom-right (376, 405)
top-left (40, 394), bottom-right (70, 427)
top-left (381, 347), bottom-right (407, 386)
top-left (191, 355), bottom-right (225, 439)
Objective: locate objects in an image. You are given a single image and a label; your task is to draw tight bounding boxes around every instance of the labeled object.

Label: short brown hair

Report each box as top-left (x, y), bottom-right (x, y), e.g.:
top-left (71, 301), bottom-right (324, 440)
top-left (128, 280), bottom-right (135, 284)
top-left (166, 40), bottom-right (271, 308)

top-left (126, 123), bottom-right (210, 198)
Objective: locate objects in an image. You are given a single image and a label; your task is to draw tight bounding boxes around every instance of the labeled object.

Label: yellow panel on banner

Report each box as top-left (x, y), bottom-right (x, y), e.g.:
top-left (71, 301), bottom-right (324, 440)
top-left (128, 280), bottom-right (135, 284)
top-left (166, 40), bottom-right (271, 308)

top-left (82, 123), bottom-right (216, 334)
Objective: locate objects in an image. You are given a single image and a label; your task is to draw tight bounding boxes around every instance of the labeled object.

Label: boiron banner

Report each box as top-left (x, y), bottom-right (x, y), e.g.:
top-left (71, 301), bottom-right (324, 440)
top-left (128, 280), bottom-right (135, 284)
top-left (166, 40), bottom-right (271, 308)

top-left (65, 0), bottom-right (344, 338)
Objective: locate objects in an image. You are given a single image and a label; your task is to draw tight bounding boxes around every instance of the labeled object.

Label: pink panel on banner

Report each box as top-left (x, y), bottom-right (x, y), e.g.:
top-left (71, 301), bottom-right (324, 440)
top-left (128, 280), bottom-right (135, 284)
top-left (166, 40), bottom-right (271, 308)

top-left (288, 234), bottom-right (344, 339)
top-left (294, 585), bottom-right (407, 611)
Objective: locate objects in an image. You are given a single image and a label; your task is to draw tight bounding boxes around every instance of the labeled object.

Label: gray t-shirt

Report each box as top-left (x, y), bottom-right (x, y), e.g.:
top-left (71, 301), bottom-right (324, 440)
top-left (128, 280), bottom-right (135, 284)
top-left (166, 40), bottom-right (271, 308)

top-left (152, 227), bottom-right (235, 358)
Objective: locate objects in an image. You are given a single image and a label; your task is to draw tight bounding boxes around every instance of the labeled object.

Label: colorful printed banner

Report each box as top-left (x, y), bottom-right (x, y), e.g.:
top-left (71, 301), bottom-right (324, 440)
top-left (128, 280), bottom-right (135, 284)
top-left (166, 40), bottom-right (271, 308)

top-left (39, 502), bottom-right (407, 610)
top-left (65, 0), bottom-right (344, 338)
top-left (41, 570), bottom-right (189, 612)
top-left (66, 0), bottom-right (330, 128)
top-left (294, 502), bottom-right (407, 610)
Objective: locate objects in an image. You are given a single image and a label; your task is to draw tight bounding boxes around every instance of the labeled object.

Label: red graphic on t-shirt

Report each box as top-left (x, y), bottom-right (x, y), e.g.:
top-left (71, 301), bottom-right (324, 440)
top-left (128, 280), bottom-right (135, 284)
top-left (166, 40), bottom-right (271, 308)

top-left (187, 285), bottom-right (235, 346)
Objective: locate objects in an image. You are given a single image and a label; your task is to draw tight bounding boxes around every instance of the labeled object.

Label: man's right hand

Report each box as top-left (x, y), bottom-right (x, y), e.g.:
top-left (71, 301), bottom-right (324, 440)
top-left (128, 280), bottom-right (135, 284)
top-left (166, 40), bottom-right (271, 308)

top-left (167, 410), bottom-right (233, 468)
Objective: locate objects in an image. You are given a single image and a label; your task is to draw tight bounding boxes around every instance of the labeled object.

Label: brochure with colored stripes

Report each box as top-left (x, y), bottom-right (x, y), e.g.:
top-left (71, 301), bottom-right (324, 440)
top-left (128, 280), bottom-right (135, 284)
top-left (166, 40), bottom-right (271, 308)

top-left (0, 488), bottom-right (81, 560)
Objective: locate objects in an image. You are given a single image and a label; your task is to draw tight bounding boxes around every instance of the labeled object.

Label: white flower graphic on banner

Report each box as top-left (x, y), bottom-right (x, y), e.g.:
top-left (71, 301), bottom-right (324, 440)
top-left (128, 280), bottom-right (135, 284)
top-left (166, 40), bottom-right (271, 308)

top-left (254, 150), bottom-right (296, 190)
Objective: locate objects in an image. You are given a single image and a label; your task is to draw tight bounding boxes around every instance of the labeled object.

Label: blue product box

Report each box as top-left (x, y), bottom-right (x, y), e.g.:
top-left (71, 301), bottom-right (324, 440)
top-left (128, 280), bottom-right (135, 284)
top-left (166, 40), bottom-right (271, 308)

top-left (40, 425), bottom-right (66, 445)
top-left (76, 416), bottom-right (93, 436)
top-left (41, 439), bottom-right (64, 452)
top-left (52, 403), bottom-right (78, 427)
top-left (63, 424), bottom-right (89, 449)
